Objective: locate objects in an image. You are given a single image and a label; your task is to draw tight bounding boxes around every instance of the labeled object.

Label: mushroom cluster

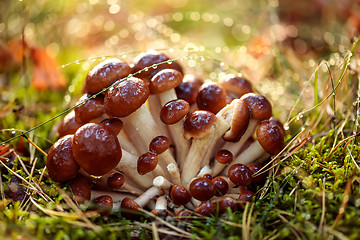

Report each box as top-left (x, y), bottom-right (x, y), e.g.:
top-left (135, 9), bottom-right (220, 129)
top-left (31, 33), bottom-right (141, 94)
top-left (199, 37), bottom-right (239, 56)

top-left (47, 50), bottom-right (285, 217)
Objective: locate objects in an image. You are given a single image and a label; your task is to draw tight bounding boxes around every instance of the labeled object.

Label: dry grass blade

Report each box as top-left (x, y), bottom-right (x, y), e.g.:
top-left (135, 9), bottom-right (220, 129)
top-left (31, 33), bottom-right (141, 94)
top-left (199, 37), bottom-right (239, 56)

top-left (333, 179), bottom-right (352, 227)
top-left (152, 222), bottom-right (160, 240)
top-left (318, 175), bottom-right (326, 237)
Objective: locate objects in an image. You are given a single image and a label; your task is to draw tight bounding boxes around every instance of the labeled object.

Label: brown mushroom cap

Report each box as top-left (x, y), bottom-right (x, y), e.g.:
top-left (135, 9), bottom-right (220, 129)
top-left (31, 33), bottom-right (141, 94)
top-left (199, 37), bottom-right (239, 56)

top-left (184, 110), bottom-right (217, 139)
top-left (238, 190), bottom-right (255, 206)
top-left (120, 197), bottom-right (141, 218)
top-left (104, 77), bottom-right (149, 118)
top-left (100, 118), bottom-right (123, 135)
top-left (72, 123), bottom-right (122, 176)
top-left (215, 149), bottom-right (233, 164)
top-left (228, 164), bottom-right (253, 186)
top-left (83, 58), bottom-right (132, 94)
top-left (256, 120), bottom-right (285, 156)
top-left (149, 136), bottom-right (170, 155)
top-left (175, 74), bottom-right (203, 104)
top-left (175, 209), bottom-right (193, 220)
top-left (189, 177), bottom-right (216, 201)
top-left (150, 209), bottom-right (173, 218)
top-left (218, 196), bottom-right (239, 214)
top-left (57, 111), bottom-right (84, 138)
top-left (212, 176), bottom-right (229, 196)
top-left (132, 50), bottom-right (183, 81)
top-left (46, 135), bottom-right (80, 182)
top-left (196, 82), bottom-right (227, 114)
top-left (107, 172), bottom-right (125, 190)
top-left (247, 162), bottom-right (265, 184)
top-left (223, 99), bottom-right (250, 142)
top-left (202, 174), bottom-right (213, 180)
top-left (160, 99), bottom-right (190, 125)
top-left (93, 195), bottom-right (113, 216)
top-left (219, 74), bottom-right (253, 98)
top-left (241, 93), bottom-right (272, 121)
top-left (149, 69), bottom-right (183, 94)
top-left (170, 185), bottom-right (191, 206)
top-left (69, 175), bottom-right (91, 203)
top-left (137, 152), bottom-right (159, 175)
top-left (269, 117), bottom-right (286, 136)
top-left (74, 94), bottom-right (105, 123)
top-left (194, 201), bottom-right (216, 217)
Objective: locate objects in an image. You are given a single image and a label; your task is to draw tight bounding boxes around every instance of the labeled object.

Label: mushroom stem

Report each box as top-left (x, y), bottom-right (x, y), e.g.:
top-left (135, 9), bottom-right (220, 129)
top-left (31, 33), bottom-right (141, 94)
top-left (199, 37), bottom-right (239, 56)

top-left (153, 176), bottom-right (172, 194)
top-left (147, 95), bottom-right (172, 139)
top-left (117, 132), bottom-right (139, 155)
top-left (181, 105), bottom-right (231, 186)
top-left (222, 141), bottom-right (267, 174)
top-left (159, 90), bottom-right (190, 168)
top-left (211, 119), bottom-right (258, 176)
top-left (91, 190), bottom-right (134, 202)
top-left (116, 150), bottom-right (155, 189)
top-left (154, 195), bottom-right (168, 210)
top-left (135, 186), bottom-right (162, 208)
top-left (122, 104), bottom-right (180, 183)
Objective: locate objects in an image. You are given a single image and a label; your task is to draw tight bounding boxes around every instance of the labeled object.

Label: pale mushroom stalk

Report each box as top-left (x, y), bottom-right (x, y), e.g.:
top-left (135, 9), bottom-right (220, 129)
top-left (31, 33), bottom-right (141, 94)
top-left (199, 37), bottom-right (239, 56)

top-left (181, 106), bottom-right (231, 186)
top-left (134, 186), bottom-right (162, 208)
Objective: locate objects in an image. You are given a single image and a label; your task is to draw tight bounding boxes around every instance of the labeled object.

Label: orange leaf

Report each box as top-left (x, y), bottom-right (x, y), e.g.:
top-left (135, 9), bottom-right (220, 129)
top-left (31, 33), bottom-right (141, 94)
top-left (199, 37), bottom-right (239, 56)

top-left (30, 47), bottom-right (66, 90)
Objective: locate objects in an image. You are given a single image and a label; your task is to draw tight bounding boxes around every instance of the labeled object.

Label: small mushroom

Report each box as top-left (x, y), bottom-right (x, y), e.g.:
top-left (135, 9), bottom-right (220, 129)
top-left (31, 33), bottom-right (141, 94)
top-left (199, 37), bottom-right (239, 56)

top-left (83, 58), bottom-right (132, 94)
top-left (175, 74), bottom-right (203, 104)
top-left (69, 175), bottom-right (91, 203)
top-left (227, 164), bottom-right (253, 186)
top-left (196, 82), bottom-right (227, 114)
top-left (46, 135), bottom-right (80, 182)
top-left (74, 94), bottom-right (106, 123)
top-left (107, 172), bottom-right (125, 190)
top-left (212, 176), bottom-right (229, 196)
top-left (137, 152), bottom-right (159, 175)
top-left (194, 201), bottom-right (216, 217)
top-left (149, 136), bottom-right (170, 155)
top-left (150, 195), bottom-right (173, 218)
top-left (57, 111), bottom-right (84, 138)
top-left (93, 195), bottom-right (113, 216)
top-left (189, 177), bottom-right (216, 201)
top-left (72, 123), bottom-right (122, 176)
top-left (170, 185), bottom-right (191, 206)
top-left (218, 196), bottom-right (239, 214)
top-left (219, 74), bottom-right (253, 99)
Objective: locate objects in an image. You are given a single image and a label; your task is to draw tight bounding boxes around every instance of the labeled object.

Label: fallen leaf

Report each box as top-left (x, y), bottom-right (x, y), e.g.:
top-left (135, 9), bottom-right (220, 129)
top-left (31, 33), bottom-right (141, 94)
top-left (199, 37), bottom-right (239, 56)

top-left (30, 47), bottom-right (66, 90)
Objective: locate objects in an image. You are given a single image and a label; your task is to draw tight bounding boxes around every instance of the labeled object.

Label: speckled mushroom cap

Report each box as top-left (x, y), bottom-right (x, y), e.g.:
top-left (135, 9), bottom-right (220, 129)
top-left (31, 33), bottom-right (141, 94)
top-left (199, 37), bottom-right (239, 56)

top-left (57, 111), bottom-right (84, 138)
top-left (72, 123), bottom-right (122, 176)
top-left (219, 74), bottom-right (253, 98)
top-left (104, 77), bottom-right (149, 118)
top-left (256, 120), bottom-right (285, 156)
top-left (184, 110), bottom-right (217, 139)
top-left (223, 99), bottom-right (250, 142)
top-left (196, 82), bottom-right (227, 114)
top-left (132, 50), bottom-right (183, 81)
top-left (83, 58), bottom-right (132, 94)
top-left (46, 135), bottom-right (80, 182)
top-left (149, 69), bottom-right (183, 94)
top-left (241, 93), bottom-right (272, 121)
top-left (74, 94), bottom-right (105, 123)
top-left (160, 99), bottom-right (190, 125)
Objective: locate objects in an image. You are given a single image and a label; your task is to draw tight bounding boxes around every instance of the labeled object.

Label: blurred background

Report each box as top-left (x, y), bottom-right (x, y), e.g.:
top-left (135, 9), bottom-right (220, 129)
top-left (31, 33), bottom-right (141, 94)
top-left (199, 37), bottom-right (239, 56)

top-left (0, 0), bottom-right (359, 143)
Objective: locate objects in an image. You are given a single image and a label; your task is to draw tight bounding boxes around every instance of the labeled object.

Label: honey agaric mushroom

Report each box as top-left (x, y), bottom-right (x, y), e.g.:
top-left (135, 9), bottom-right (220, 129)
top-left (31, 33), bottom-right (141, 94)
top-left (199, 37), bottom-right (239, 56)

top-left (219, 74), bottom-right (253, 99)
top-left (72, 123), bottom-right (122, 176)
top-left (83, 58), bottom-right (132, 94)
top-left (212, 176), bottom-right (229, 196)
top-left (196, 82), bottom-right (227, 115)
top-left (74, 94), bottom-right (106, 123)
top-left (170, 185), bottom-right (191, 206)
top-left (175, 74), bottom-right (203, 104)
top-left (215, 149), bottom-right (233, 164)
top-left (137, 152), bottom-right (159, 175)
top-left (149, 69), bottom-right (190, 167)
top-left (160, 99), bottom-right (190, 167)
top-left (219, 93), bottom-right (273, 165)
top-left (247, 162), bottom-right (265, 183)
top-left (120, 186), bottom-right (162, 218)
top-left (194, 201), bottom-right (217, 217)
top-left (46, 135), bottom-right (80, 182)
top-left (189, 177), bottom-right (217, 201)
top-left (218, 196), bottom-right (239, 214)
top-left (181, 108), bottom-right (231, 186)
top-left (150, 196), bottom-right (173, 218)
top-left (149, 136), bottom-right (170, 155)
top-left (107, 172), bottom-right (125, 190)
top-left (69, 175), bottom-right (91, 203)
top-left (104, 77), bottom-right (179, 184)
top-left (227, 164), bottom-right (253, 186)
top-left (132, 50), bottom-right (183, 83)
top-left (223, 120), bottom-right (285, 173)
top-left (57, 111), bottom-right (84, 138)
top-left (93, 195), bottom-right (113, 216)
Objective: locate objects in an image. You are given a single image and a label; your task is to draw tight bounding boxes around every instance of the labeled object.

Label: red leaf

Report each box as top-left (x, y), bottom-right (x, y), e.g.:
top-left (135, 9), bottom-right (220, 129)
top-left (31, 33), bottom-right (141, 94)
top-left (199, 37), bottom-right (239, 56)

top-left (30, 47), bottom-right (66, 90)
